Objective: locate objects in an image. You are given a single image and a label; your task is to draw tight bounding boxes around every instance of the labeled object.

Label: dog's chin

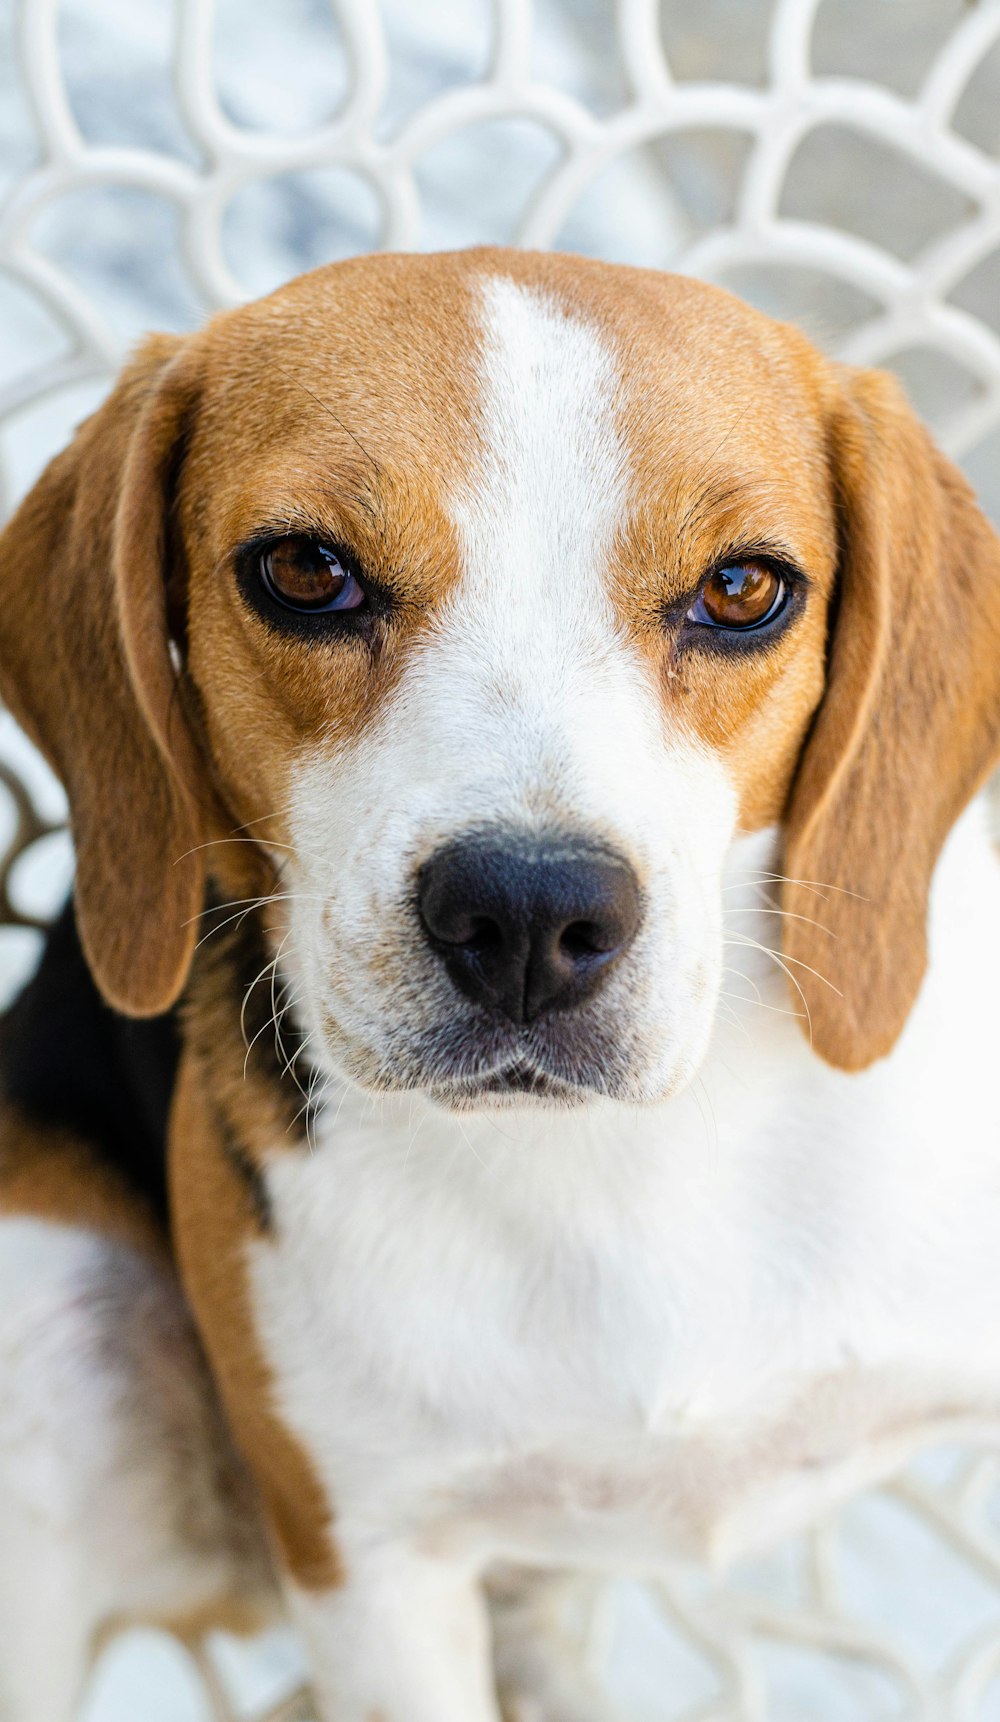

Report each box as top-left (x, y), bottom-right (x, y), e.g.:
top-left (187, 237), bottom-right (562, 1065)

top-left (318, 1020), bottom-right (620, 1111)
top-left (423, 1062), bottom-right (601, 1113)
top-left (315, 994), bottom-right (714, 1112)
top-left (329, 1046), bottom-right (607, 1112)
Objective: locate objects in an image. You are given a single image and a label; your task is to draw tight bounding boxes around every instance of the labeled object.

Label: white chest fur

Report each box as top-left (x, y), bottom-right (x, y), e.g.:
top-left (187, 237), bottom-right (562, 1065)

top-left (248, 809), bottom-right (1000, 1576)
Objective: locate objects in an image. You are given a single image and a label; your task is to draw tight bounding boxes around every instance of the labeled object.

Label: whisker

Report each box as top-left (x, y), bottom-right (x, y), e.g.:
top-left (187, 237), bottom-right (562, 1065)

top-left (689, 1073), bottom-right (719, 1156)
top-left (269, 947), bottom-right (311, 1107)
top-left (187, 890), bottom-right (317, 931)
top-left (189, 892), bottom-right (325, 957)
top-left (281, 1018), bottom-right (315, 1088)
top-left (294, 1063), bottom-right (330, 1154)
top-left (721, 962), bottom-right (763, 1005)
top-left (725, 935), bottom-right (816, 1043)
top-left (241, 960), bottom-right (281, 1070)
top-left (725, 932), bottom-right (842, 996)
top-left (722, 871), bottom-right (866, 903)
top-left (714, 997), bottom-right (751, 1039)
top-left (271, 364), bottom-right (383, 480)
top-left (178, 834), bottom-right (297, 861)
top-left (719, 983), bottom-right (804, 1020)
top-left (723, 905), bottom-right (837, 938)
top-left (454, 1114), bottom-right (489, 1171)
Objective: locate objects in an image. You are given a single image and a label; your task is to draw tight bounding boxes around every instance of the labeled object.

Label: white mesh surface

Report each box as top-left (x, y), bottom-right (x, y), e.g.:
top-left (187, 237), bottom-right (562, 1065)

top-left (4, 3), bottom-right (1000, 1718)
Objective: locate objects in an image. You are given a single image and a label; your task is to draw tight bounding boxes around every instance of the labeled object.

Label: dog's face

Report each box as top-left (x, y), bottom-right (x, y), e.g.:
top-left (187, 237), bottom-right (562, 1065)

top-left (187, 261), bottom-right (835, 1106)
top-left (3, 249), bottom-right (1000, 1103)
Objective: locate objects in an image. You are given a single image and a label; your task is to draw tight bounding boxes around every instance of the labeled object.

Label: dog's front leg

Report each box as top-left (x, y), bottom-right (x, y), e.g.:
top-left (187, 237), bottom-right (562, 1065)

top-left (288, 1543), bottom-right (501, 1722)
top-left (171, 1054), bottom-right (502, 1721)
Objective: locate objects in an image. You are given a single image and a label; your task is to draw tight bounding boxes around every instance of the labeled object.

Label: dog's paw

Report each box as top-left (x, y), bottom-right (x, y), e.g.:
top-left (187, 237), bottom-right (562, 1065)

top-left (496, 1645), bottom-right (623, 1722)
top-left (498, 1681), bottom-right (622, 1722)
top-left (491, 1570), bottom-right (623, 1722)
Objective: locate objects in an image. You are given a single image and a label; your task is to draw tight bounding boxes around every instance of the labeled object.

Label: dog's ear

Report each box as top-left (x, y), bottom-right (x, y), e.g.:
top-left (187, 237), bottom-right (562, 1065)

top-left (0, 335), bottom-right (209, 1015)
top-left (782, 368), bottom-right (1000, 1070)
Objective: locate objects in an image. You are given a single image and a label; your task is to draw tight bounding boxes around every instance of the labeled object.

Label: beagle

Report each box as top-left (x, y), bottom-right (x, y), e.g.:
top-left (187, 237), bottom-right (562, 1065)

top-left (1, 246), bottom-right (1000, 1722)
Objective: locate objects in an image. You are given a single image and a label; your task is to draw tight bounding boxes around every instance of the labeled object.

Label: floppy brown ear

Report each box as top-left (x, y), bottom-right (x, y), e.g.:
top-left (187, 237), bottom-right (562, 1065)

top-left (0, 335), bottom-right (209, 1015)
top-left (781, 368), bottom-right (1000, 1070)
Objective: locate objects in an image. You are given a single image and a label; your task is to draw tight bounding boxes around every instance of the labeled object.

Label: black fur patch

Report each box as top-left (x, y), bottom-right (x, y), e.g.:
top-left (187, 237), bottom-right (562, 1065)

top-left (214, 1102), bottom-right (274, 1234)
top-left (0, 894), bottom-right (319, 1237)
top-left (0, 899), bottom-right (180, 1226)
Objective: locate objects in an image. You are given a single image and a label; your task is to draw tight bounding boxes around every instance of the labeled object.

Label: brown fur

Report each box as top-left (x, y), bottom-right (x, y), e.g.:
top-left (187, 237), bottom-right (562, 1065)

top-left (6, 246), bottom-right (995, 1067)
top-left (2, 248), bottom-right (1000, 1607)
top-left (165, 897), bottom-right (343, 1590)
top-left (782, 368), bottom-right (1000, 1067)
top-left (170, 1047), bottom-right (342, 1591)
top-left (0, 1107), bottom-right (166, 1259)
top-left (0, 336), bottom-right (215, 1016)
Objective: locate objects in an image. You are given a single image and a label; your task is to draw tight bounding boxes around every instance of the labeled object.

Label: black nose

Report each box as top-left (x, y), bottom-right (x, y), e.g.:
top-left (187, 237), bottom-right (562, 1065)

top-left (417, 834), bottom-right (642, 1025)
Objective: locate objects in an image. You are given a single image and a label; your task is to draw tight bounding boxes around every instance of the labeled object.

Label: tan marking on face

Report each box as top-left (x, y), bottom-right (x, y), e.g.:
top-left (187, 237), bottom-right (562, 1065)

top-left (612, 296), bottom-right (837, 833)
top-left (613, 477), bottom-right (832, 832)
top-left (8, 245), bottom-right (989, 1078)
top-left (169, 250), bottom-right (841, 866)
top-left (488, 257), bottom-right (839, 832)
top-left (170, 1048), bottom-right (343, 1592)
top-left (175, 253), bottom-right (488, 844)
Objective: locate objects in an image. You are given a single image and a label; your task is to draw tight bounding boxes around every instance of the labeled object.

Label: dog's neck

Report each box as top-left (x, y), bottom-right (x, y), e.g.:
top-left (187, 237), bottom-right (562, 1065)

top-left (182, 793), bottom-right (1000, 1577)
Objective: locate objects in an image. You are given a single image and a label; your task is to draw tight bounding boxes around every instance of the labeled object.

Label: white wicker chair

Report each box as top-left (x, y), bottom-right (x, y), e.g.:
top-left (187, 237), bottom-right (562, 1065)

top-left (5, 4), bottom-right (1000, 1717)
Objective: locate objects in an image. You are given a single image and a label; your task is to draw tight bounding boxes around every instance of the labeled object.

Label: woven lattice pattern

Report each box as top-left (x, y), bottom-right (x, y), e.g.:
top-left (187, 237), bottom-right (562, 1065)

top-left (5, 3), bottom-right (1000, 1718)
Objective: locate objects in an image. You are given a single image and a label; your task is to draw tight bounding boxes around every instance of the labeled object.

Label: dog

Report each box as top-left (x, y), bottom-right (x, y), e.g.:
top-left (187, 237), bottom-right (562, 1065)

top-left (1, 245), bottom-right (1000, 1721)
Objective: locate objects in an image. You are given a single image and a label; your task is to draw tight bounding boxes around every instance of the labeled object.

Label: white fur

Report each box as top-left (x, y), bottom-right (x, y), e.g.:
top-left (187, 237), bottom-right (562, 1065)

top-left (236, 280), bottom-right (1000, 1718)
top-left (7, 277), bottom-right (1000, 1721)
top-left (285, 277), bottom-right (736, 1107)
top-left (253, 803), bottom-right (1000, 1721)
top-left (0, 1221), bottom-right (273, 1722)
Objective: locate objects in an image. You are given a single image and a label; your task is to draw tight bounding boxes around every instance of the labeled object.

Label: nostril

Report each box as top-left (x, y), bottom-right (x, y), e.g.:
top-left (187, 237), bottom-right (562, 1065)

top-left (559, 920), bottom-right (609, 960)
top-left (418, 876), bottom-right (503, 952)
top-left (461, 916), bottom-right (504, 955)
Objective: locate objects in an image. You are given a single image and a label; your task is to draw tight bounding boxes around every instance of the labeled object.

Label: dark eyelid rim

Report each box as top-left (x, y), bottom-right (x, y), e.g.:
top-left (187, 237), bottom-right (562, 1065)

top-left (232, 527), bottom-right (397, 640)
top-left (664, 544), bottom-right (811, 654)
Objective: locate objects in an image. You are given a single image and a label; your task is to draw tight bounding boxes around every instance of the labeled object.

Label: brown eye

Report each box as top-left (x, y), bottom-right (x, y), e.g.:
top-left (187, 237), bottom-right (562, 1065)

top-left (260, 535), bottom-right (365, 613)
top-left (688, 562), bottom-right (786, 631)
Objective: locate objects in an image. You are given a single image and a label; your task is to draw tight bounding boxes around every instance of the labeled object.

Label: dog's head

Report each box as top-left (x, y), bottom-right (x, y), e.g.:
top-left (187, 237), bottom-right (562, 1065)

top-left (3, 248), bottom-right (999, 1107)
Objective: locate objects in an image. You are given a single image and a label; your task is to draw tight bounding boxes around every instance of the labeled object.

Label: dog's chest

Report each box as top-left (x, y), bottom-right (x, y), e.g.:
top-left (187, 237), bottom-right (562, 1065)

top-left (245, 1052), bottom-right (1000, 1573)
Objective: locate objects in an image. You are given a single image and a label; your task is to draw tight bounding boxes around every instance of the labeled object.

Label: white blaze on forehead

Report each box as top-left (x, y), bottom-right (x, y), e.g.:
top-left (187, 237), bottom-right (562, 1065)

top-left (396, 268), bottom-right (726, 854)
top-left (285, 272), bottom-right (738, 1103)
top-left (450, 275), bottom-right (629, 678)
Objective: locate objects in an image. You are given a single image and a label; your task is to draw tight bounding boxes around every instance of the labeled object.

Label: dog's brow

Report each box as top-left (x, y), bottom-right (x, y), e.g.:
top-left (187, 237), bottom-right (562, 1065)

top-left (271, 364), bottom-right (384, 480)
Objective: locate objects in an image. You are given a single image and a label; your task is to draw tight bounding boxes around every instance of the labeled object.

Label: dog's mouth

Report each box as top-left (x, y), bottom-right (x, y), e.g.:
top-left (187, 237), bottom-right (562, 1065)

top-left (424, 1059), bottom-right (597, 1110)
top-left (317, 990), bottom-right (644, 1109)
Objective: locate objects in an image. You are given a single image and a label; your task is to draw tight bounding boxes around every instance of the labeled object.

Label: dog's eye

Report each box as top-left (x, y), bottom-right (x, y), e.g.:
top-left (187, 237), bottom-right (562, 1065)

top-left (687, 562), bottom-right (786, 631)
top-left (259, 536), bottom-right (365, 613)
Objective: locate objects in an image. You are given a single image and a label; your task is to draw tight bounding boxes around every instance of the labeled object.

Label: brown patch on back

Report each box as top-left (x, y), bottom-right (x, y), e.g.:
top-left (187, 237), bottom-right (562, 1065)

top-left (170, 1047), bottom-right (342, 1591)
top-left (0, 1107), bottom-right (167, 1259)
top-left (171, 903), bottom-right (342, 1591)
